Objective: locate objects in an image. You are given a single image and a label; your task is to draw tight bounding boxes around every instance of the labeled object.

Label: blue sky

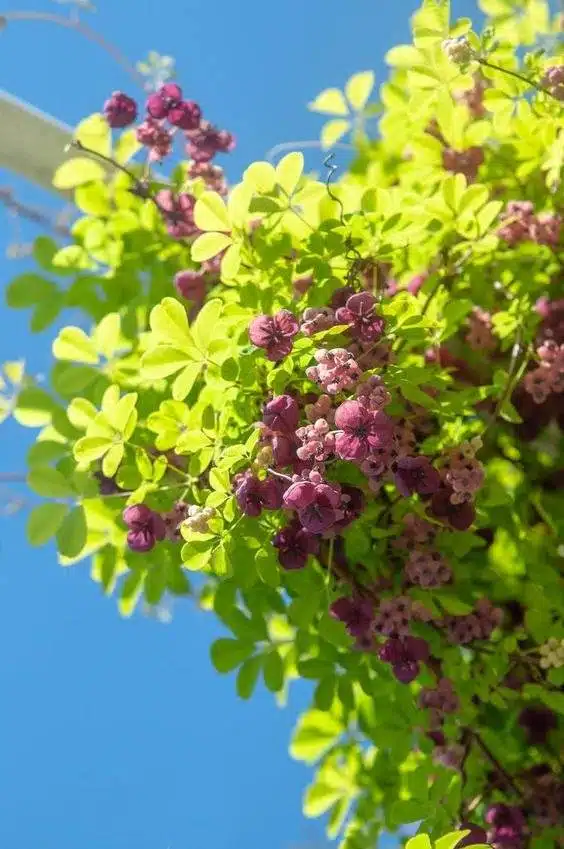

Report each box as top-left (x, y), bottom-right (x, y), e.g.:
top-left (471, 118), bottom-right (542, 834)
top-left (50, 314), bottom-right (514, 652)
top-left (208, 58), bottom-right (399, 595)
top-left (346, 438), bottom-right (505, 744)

top-left (0, 2), bottom-right (478, 848)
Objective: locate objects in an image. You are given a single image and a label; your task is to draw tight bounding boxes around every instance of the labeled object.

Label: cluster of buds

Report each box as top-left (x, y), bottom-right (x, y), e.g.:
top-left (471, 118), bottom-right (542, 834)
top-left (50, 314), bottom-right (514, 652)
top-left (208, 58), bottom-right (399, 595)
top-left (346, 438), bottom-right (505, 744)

top-left (498, 201), bottom-right (562, 249)
top-left (541, 64), bottom-right (564, 100)
top-left (442, 36), bottom-right (475, 66)
top-left (523, 340), bottom-right (564, 404)
top-left (467, 307), bottom-right (496, 351)
top-left (442, 146), bottom-right (484, 181)
top-left (539, 637), bottom-right (564, 669)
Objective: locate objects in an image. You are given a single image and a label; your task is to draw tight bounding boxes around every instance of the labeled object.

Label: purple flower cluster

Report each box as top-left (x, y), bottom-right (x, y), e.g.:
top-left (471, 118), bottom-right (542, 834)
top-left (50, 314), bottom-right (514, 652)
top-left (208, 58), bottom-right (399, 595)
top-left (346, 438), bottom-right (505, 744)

top-left (103, 91), bottom-right (137, 128)
top-left (379, 636), bottom-right (429, 683)
top-left (498, 201), bottom-right (562, 248)
top-left (485, 805), bottom-right (527, 849)
top-left (441, 598), bottom-right (503, 644)
top-left (123, 504), bottom-right (166, 553)
top-left (466, 307), bottom-right (496, 351)
top-left (442, 146), bottom-right (484, 181)
top-left (419, 677), bottom-right (460, 725)
top-left (524, 339), bottom-right (564, 404)
top-left (541, 64), bottom-right (564, 100)
top-left (249, 310), bottom-right (300, 361)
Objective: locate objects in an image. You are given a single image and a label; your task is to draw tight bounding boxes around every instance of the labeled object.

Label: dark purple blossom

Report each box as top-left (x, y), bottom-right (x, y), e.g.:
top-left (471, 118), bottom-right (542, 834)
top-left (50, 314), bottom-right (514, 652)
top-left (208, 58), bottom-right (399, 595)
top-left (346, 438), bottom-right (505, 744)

top-left (103, 91), bottom-right (137, 128)
top-left (123, 504), bottom-right (166, 553)
top-left (283, 479), bottom-right (343, 534)
top-left (174, 269), bottom-right (207, 302)
top-left (455, 823), bottom-right (488, 848)
top-left (146, 83), bottom-right (183, 119)
top-left (379, 636), bottom-right (429, 683)
top-left (335, 400), bottom-right (393, 462)
top-left (335, 292), bottom-right (385, 342)
top-left (248, 310), bottom-right (299, 362)
top-left (156, 190), bottom-right (198, 239)
top-left (330, 595), bottom-right (374, 640)
top-left (332, 485), bottom-right (364, 532)
top-left (430, 486), bottom-right (475, 530)
top-left (518, 705), bottom-right (557, 745)
top-left (393, 455), bottom-right (441, 497)
top-left (272, 520), bottom-right (319, 570)
top-left (263, 395), bottom-right (300, 434)
top-left (234, 473), bottom-right (284, 517)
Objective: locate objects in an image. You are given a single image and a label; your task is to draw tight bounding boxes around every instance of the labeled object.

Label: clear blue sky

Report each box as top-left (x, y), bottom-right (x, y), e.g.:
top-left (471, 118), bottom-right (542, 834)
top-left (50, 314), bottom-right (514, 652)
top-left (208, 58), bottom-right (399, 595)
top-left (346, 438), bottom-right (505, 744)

top-left (0, 2), bottom-right (477, 849)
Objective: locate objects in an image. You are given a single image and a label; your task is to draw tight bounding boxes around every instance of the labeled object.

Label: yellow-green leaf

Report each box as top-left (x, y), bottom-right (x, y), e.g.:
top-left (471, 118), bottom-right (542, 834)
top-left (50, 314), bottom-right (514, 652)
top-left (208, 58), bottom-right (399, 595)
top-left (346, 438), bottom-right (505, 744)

top-left (243, 161), bottom-right (276, 193)
top-left (220, 243), bottom-right (241, 279)
top-left (74, 435), bottom-right (113, 464)
top-left (27, 503), bottom-right (68, 547)
top-left (172, 362), bottom-right (203, 400)
top-left (52, 327), bottom-right (99, 364)
top-left (114, 129), bottom-right (142, 164)
top-left (345, 71), bottom-right (375, 111)
top-left (141, 347), bottom-right (195, 379)
top-left (191, 232), bottom-right (233, 263)
top-left (53, 157), bottom-right (106, 190)
top-left (276, 152), bottom-right (304, 196)
top-left (149, 298), bottom-right (192, 348)
top-left (290, 710), bottom-right (344, 764)
top-left (308, 87), bottom-right (349, 116)
top-left (321, 119), bottom-right (351, 149)
top-left (74, 113), bottom-right (111, 157)
top-left (67, 398), bottom-right (98, 430)
top-left (194, 191), bottom-right (231, 232)
top-left (102, 442), bottom-right (124, 477)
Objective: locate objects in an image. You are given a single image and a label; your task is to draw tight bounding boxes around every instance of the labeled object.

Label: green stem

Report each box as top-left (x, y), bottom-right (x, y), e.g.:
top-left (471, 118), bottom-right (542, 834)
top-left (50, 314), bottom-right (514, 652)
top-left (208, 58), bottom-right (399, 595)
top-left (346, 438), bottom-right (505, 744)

top-left (478, 58), bottom-right (560, 103)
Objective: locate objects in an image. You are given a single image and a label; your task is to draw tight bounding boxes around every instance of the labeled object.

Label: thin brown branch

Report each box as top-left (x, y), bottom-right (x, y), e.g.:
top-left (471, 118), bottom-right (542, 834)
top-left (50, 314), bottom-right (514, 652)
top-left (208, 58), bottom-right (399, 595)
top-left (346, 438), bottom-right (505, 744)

top-left (2, 10), bottom-right (145, 89)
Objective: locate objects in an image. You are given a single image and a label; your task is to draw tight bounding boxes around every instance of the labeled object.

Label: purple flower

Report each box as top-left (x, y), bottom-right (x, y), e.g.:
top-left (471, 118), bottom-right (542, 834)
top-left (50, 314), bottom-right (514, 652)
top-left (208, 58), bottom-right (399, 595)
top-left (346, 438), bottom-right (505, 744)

top-left (518, 705), bottom-right (557, 745)
top-left (103, 91), bottom-right (137, 128)
top-left (332, 485), bottom-right (364, 532)
top-left (156, 190), bottom-right (198, 239)
top-left (379, 636), bottom-right (429, 683)
top-left (283, 480), bottom-right (317, 510)
top-left (270, 433), bottom-right (296, 468)
top-left (169, 100), bottom-right (201, 131)
top-left (248, 310), bottom-right (299, 361)
top-left (235, 473), bottom-right (284, 517)
top-left (185, 120), bottom-right (236, 163)
top-left (272, 520), bottom-right (319, 570)
top-left (263, 395), bottom-right (300, 434)
top-left (335, 292), bottom-right (385, 342)
top-left (146, 82), bottom-right (183, 119)
top-left (330, 595), bottom-right (374, 639)
top-left (123, 504), bottom-right (166, 553)
top-left (174, 269), bottom-right (206, 302)
top-left (430, 486), bottom-right (475, 530)
top-left (335, 400), bottom-right (393, 462)
top-left (393, 455), bottom-right (441, 497)
top-left (283, 479), bottom-right (343, 534)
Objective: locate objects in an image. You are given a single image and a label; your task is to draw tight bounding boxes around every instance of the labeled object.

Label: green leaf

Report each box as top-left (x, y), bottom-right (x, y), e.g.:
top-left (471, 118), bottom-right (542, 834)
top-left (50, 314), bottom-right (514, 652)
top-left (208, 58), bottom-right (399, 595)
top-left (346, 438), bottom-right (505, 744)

top-left (141, 347), bottom-right (195, 379)
top-left (290, 710), bottom-right (343, 764)
top-left (276, 152), bottom-right (304, 196)
top-left (13, 387), bottom-right (56, 427)
top-left (172, 362), bottom-right (203, 401)
top-left (118, 569), bottom-right (145, 617)
top-left (149, 298), bottom-right (192, 348)
top-left (74, 435), bottom-right (113, 464)
top-left (221, 243), bottom-right (241, 279)
top-left (102, 443), bottom-right (124, 477)
top-left (74, 113), bottom-right (111, 156)
top-left (56, 505), bottom-right (87, 558)
top-left (5, 274), bottom-right (56, 308)
top-left (52, 327), bottom-right (98, 364)
top-left (263, 649), bottom-right (284, 692)
top-left (304, 782), bottom-right (343, 818)
top-left (345, 71), bottom-right (375, 110)
top-left (321, 119), bottom-right (351, 149)
top-left (243, 161), bottom-right (276, 193)
top-left (191, 299), bottom-right (223, 351)
top-left (435, 832), bottom-right (473, 849)
top-left (309, 88), bottom-right (349, 116)
top-left (67, 398), bottom-right (98, 430)
top-left (194, 191), bottom-right (231, 232)
top-left (210, 638), bottom-right (254, 673)
top-left (114, 129), bottom-right (142, 164)
top-left (27, 467), bottom-right (74, 497)
top-left (236, 655), bottom-right (262, 699)
top-left (191, 232), bottom-right (233, 262)
top-left (53, 158), bottom-right (106, 190)
top-left (27, 503), bottom-right (68, 546)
